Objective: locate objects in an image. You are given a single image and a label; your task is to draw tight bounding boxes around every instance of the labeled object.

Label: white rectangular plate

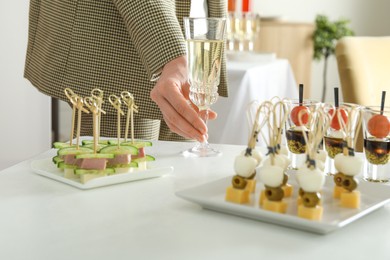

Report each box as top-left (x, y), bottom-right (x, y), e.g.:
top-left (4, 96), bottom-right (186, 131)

top-left (31, 158), bottom-right (173, 190)
top-left (176, 176), bottom-right (390, 234)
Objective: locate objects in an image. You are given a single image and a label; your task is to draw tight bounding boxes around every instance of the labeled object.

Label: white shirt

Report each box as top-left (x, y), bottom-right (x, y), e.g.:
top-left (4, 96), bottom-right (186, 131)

top-left (190, 0), bottom-right (208, 17)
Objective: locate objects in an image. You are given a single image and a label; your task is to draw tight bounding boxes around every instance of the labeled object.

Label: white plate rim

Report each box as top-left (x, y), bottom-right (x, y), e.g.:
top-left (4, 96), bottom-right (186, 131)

top-left (176, 176), bottom-right (390, 234)
top-left (31, 158), bottom-right (173, 190)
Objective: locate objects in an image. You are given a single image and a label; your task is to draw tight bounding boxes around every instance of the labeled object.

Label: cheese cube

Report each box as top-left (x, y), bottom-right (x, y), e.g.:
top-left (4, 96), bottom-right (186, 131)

top-left (225, 186), bottom-right (250, 204)
top-left (262, 199), bottom-right (287, 213)
top-left (297, 196), bottom-right (302, 206)
top-left (333, 185), bottom-right (347, 199)
top-left (298, 205), bottom-right (323, 220)
top-left (282, 184), bottom-right (293, 197)
top-left (259, 190), bottom-right (266, 206)
top-left (245, 179), bottom-right (256, 193)
top-left (340, 190), bottom-right (360, 209)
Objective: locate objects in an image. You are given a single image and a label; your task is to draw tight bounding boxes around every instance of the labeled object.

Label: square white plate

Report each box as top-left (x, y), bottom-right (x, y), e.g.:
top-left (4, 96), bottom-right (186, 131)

top-left (176, 176), bottom-right (390, 234)
top-left (31, 158), bottom-right (173, 190)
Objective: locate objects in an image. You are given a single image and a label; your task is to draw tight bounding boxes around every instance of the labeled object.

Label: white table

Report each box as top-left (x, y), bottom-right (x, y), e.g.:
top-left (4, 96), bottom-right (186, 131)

top-left (1, 140), bottom-right (390, 260)
top-left (208, 59), bottom-right (298, 145)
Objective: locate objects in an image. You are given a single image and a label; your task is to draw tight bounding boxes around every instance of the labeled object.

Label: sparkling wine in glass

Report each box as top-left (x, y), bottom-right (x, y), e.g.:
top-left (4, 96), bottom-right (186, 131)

top-left (183, 17), bottom-right (226, 157)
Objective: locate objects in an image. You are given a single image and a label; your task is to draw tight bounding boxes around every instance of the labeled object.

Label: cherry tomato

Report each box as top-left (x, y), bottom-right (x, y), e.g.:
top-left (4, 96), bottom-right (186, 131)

top-left (329, 108), bottom-right (348, 130)
top-left (291, 106), bottom-right (309, 126)
top-left (368, 114), bottom-right (390, 138)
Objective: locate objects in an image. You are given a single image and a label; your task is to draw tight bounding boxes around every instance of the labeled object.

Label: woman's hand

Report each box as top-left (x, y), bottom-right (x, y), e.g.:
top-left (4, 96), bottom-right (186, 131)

top-left (150, 56), bottom-right (217, 141)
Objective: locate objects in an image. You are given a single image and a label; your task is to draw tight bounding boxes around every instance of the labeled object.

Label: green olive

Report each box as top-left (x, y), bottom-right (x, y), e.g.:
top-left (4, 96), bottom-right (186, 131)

top-left (342, 175), bottom-right (358, 191)
top-left (282, 173), bottom-right (288, 186)
top-left (334, 172), bottom-right (344, 187)
top-left (248, 172), bottom-right (256, 180)
top-left (265, 186), bottom-right (284, 201)
top-left (299, 188), bottom-right (305, 197)
top-left (232, 175), bottom-right (247, 189)
top-left (302, 192), bottom-right (321, 207)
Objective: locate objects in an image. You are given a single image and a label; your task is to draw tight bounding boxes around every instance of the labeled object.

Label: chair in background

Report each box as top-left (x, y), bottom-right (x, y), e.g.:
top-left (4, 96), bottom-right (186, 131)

top-left (335, 36), bottom-right (390, 151)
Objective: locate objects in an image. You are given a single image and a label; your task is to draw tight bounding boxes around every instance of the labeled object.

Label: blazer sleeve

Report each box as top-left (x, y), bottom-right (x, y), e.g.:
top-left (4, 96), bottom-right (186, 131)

top-left (112, 0), bottom-right (187, 80)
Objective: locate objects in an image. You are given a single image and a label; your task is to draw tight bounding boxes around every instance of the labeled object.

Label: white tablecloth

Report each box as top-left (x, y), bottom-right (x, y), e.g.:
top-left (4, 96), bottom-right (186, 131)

top-left (208, 59), bottom-right (298, 145)
top-left (1, 140), bottom-right (390, 260)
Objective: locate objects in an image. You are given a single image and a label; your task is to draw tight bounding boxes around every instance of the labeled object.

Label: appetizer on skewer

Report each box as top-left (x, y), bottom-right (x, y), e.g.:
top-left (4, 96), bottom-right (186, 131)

top-left (51, 88), bottom-right (157, 183)
top-left (257, 101), bottom-right (290, 213)
top-left (225, 102), bottom-right (265, 204)
top-left (296, 109), bottom-right (328, 220)
top-left (332, 105), bottom-right (363, 208)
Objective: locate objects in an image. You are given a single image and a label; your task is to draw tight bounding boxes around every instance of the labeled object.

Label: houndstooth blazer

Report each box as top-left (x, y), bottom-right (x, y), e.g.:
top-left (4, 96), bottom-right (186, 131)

top-left (24, 0), bottom-right (228, 141)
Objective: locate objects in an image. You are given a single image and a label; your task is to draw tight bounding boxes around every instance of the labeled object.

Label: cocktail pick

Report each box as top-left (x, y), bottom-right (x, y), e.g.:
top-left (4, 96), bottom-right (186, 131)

top-left (299, 108), bottom-right (329, 169)
top-left (380, 91), bottom-right (386, 115)
top-left (339, 105), bottom-right (361, 157)
top-left (91, 89), bottom-right (104, 143)
top-left (246, 101), bottom-right (271, 153)
top-left (84, 97), bottom-right (106, 153)
top-left (121, 91), bottom-right (138, 143)
top-left (64, 88), bottom-right (89, 147)
top-left (272, 101), bottom-right (288, 152)
top-left (299, 84), bottom-right (304, 105)
top-left (334, 87), bottom-right (339, 108)
top-left (64, 88), bottom-right (76, 146)
top-left (109, 95), bottom-right (125, 148)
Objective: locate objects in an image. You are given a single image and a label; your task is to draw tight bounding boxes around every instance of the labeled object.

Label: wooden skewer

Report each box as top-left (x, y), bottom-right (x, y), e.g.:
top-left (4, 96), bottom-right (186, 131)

top-left (121, 91), bottom-right (138, 144)
top-left (64, 88), bottom-right (76, 146)
top-left (84, 97), bottom-right (105, 153)
top-left (74, 96), bottom-right (89, 149)
top-left (91, 89), bottom-right (104, 143)
top-left (109, 95), bottom-right (125, 148)
top-left (64, 88), bottom-right (89, 148)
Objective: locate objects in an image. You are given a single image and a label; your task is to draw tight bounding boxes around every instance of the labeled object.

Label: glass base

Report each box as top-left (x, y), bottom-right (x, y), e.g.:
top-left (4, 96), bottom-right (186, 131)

top-left (182, 142), bottom-right (222, 157)
top-left (363, 162), bottom-right (390, 183)
top-left (287, 152), bottom-right (306, 170)
top-left (325, 157), bottom-right (337, 176)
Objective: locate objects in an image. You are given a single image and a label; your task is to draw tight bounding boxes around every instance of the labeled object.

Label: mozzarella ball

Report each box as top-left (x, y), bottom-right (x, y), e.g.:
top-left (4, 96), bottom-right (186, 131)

top-left (234, 154), bottom-right (258, 178)
top-left (262, 155), bottom-right (286, 170)
top-left (316, 149), bottom-right (327, 163)
top-left (334, 153), bottom-right (363, 176)
top-left (257, 165), bottom-right (284, 187)
top-left (251, 149), bottom-right (262, 166)
top-left (316, 159), bottom-right (325, 171)
top-left (240, 149), bottom-right (262, 166)
top-left (296, 167), bottom-right (325, 192)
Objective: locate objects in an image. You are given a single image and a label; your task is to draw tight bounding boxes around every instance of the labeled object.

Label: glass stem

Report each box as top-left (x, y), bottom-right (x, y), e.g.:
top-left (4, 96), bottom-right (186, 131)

top-left (199, 109), bottom-right (210, 147)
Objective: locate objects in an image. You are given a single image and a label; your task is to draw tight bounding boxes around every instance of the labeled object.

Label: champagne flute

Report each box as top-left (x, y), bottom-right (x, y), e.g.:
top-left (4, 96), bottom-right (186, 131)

top-left (182, 17), bottom-right (226, 157)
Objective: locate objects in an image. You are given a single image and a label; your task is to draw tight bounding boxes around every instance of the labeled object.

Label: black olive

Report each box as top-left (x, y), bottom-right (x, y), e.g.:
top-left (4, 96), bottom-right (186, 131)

top-left (232, 175), bottom-right (247, 189)
top-left (265, 186), bottom-right (284, 201)
top-left (302, 192), bottom-right (321, 207)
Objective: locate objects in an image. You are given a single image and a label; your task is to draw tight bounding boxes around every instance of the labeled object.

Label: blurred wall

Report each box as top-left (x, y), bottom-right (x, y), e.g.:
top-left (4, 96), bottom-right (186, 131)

top-left (0, 1), bottom-right (51, 170)
top-left (252, 0), bottom-right (390, 101)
